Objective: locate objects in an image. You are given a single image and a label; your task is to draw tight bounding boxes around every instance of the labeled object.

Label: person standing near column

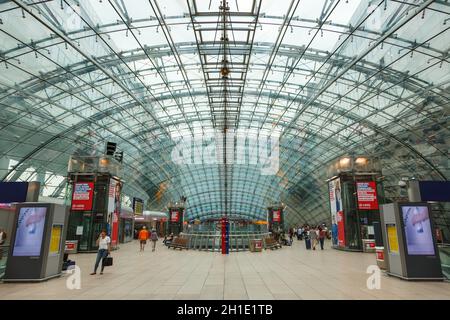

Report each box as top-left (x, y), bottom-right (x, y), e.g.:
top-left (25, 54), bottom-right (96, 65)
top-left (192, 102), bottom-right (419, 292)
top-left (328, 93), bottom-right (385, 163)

top-left (318, 226), bottom-right (326, 250)
top-left (150, 228), bottom-right (158, 252)
top-left (90, 229), bottom-right (111, 275)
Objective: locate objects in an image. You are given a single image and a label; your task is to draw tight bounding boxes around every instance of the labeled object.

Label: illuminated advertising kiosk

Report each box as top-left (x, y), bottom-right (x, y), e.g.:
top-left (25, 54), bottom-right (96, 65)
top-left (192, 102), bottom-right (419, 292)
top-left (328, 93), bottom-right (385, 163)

top-left (66, 155), bottom-right (123, 252)
top-left (168, 207), bottom-right (184, 235)
top-left (4, 202), bottom-right (69, 282)
top-left (380, 202), bottom-right (443, 280)
top-left (327, 156), bottom-right (385, 252)
top-left (267, 206), bottom-right (284, 233)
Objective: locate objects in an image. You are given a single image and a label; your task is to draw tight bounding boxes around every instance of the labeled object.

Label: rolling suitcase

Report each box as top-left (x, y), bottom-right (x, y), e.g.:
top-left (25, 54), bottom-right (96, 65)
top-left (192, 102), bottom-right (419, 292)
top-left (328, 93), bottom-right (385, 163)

top-left (305, 238), bottom-right (311, 250)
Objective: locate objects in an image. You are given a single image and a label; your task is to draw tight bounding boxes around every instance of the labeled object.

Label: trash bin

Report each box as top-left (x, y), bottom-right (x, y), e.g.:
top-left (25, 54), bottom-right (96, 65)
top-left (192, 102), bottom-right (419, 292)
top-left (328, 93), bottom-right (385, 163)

top-left (375, 246), bottom-right (386, 270)
top-left (250, 239), bottom-right (262, 252)
top-left (65, 240), bottom-right (78, 254)
top-left (362, 239), bottom-right (376, 253)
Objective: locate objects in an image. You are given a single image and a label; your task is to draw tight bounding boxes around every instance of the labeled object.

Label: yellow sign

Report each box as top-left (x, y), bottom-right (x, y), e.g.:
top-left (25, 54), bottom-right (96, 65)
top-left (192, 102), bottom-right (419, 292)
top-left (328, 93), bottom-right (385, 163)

top-left (387, 224), bottom-right (399, 254)
top-left (50, 225), bottom-right (62, 255)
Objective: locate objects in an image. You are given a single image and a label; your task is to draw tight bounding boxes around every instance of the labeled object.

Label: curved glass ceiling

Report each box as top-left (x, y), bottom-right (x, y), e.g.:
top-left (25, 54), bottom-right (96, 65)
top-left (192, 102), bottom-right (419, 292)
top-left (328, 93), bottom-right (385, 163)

top-left (0, 0), bottom-right (448, 224)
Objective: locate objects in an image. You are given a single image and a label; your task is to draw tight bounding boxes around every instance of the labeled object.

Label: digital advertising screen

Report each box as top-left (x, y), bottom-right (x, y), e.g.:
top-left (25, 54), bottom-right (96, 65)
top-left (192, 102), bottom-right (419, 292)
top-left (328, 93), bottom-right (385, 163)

top-left (356, 181), bottom-right (379, 210)
top-left (401, 206), bottom-right (435, 256)
top-left (13, 207), bottom-right (47, 257)
top-left (71, 182), bottom-right (94, 211)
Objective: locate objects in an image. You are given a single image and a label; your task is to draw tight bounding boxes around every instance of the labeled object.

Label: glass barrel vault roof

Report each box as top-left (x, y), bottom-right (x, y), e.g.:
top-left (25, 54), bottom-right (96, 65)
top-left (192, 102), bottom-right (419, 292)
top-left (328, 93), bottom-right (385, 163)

top-left (0, 0), bottom-right (449, 224)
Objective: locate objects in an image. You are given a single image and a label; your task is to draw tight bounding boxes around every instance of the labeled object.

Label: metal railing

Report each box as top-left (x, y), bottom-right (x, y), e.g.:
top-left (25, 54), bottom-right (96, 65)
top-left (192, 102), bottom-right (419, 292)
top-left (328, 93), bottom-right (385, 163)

top-left (179, 231), bottom-right (272, 252)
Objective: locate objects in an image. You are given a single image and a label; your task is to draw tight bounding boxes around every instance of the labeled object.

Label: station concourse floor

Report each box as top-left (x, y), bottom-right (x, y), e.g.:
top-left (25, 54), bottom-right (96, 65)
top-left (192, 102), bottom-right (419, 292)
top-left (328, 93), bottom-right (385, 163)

top-left (0, 240), bottom-right (449, 300)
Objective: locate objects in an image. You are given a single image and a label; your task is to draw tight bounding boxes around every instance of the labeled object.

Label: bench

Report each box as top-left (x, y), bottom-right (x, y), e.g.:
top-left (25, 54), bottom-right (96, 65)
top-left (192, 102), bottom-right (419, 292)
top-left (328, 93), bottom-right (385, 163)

top-left (264, 237), bottom-right (282, 250)
top-left (167, 237), bottom-right (189, 250)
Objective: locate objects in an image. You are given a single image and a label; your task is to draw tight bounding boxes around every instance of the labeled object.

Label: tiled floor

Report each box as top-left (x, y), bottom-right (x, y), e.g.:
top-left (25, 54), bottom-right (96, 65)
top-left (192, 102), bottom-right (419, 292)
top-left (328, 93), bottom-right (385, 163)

top-left (0, 240), bottom-right (449, 300)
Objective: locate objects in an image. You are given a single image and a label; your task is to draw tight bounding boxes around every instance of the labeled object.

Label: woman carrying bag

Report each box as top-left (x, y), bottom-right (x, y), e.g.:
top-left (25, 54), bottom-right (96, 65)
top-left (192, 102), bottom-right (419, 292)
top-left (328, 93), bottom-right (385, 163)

top-left (90, 229), bottom-right (111, 275)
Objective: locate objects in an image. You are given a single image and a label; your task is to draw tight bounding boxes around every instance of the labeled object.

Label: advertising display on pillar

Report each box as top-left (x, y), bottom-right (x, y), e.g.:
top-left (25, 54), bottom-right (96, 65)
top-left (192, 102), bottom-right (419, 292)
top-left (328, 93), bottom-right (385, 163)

top-left (273, 210), bottom-right (281, 222)
top-left (356, 181), bottom-right (379, 210)
top-left (71, 182), bottom-right (94, 211)
top-left (329, 178), bottom-right (342, 246)
top-left (221, 218), bottom-right (229, 254)
top-left (337, 211), bottom-right (346, 247)
top-left (107, 179), bottom-right (122, 247)
top-left (171, 210), bottom-right (180, 222)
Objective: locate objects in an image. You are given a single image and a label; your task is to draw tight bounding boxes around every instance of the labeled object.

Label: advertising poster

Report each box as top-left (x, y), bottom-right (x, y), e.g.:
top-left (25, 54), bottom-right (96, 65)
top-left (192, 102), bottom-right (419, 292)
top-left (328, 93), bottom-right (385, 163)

top-left (71, 182), bottom-right (94, 211)
top-left (273, 210), bottom-right (281, 222)
top-left (171, 210), bottom-right (180, 222)
top-left (401, 206), bottom-right (435, 255)
top-left (387, 224), bottom-right (399, 254)
top-left (49, 225), bottom-right (62, 255)
top-left (111, 180), bottom-right (122, 247)
top-left (13, 207), bottom-right (47, 256)
top-left (337, 210), bottom-right (345, 247)
top-left (329, 178), bottom-right (342, 246)
top-left (133, 198), bottom-right (144, 215)
top-left (356, 181), bottom-right (379, 210)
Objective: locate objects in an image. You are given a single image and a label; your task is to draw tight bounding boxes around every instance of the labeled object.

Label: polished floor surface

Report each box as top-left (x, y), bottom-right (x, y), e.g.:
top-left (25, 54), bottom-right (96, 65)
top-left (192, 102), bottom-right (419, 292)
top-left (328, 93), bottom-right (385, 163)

top-left (0, 240), bottom-right (449, 300)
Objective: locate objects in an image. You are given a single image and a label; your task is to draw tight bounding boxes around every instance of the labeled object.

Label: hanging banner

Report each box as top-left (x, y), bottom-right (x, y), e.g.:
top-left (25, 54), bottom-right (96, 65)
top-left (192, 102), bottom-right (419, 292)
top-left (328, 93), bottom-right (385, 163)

top-left (329, 178), bottom-right (342, 246)
top-left (71, 182), bottom-right (94, 211)
top-left (356, 181), bottom-right (379, 210)
top-left (337, 210), bottom-right (345, 247)
top-left (107, 179), bottom-right (122, 247)
top-left (273, 209), bottom-right (281, 222)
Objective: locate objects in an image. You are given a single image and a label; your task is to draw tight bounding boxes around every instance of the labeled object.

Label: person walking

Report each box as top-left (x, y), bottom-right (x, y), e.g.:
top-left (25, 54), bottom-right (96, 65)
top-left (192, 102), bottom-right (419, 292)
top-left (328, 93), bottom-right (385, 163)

top-left (319, 226), bottom-right (326, 250)
top-left (138, 226), bottom-right (149, 251)
top-left (304, 227), bottom-right (311, 250)
top-left (90, 229), bottom-right (111, 275)
top-left (150, 228), bottom-right (158, 252)
top-left (309, 226), bottom-right (319, 250)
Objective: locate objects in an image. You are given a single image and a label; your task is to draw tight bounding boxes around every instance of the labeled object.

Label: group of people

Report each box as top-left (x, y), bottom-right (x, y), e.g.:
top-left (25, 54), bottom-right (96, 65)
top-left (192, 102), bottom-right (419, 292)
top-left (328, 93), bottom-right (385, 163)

top-left (90, 226), bottom-right (159, 275)
top-left (285, 224), bottom-right (329, 250)
top-left (137, 226), bottom-right (159, 252)
top-left (305, 225), bottom-right (328, 250)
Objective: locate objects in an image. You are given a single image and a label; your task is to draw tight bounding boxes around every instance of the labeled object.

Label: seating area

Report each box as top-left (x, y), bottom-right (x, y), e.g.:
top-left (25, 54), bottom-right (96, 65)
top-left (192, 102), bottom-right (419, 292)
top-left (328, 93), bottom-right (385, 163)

top-left (264, 237), bottom-right (282, 250)
top-left (166, 237), bottom-right (189, 250)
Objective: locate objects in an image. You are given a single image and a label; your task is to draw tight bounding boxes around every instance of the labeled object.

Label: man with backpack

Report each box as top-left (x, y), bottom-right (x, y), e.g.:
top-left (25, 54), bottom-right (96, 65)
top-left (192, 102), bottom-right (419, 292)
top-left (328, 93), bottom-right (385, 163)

top-left (150, 228), bottom-right (158, 252)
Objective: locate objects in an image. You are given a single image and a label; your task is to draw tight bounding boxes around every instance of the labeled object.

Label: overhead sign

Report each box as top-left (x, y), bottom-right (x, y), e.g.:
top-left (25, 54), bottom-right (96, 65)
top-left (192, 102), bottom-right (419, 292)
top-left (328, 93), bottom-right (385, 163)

top-left (71, 182), bottom-right (94, 211)
top-left (356, 181), bottom-right (379, 210)
top-left (133, 198), bottom-right (144, 215)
